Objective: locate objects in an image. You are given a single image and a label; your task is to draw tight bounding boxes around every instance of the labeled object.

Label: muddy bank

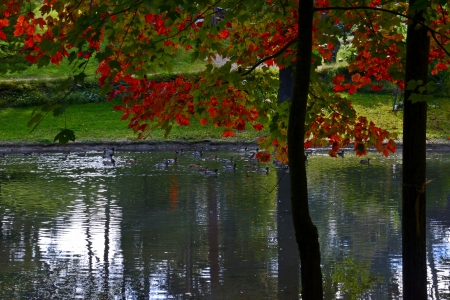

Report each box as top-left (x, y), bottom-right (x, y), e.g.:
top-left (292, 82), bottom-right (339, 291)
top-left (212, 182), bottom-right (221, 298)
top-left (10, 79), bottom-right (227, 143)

top-left (1, 139), bottom-right (450, 154)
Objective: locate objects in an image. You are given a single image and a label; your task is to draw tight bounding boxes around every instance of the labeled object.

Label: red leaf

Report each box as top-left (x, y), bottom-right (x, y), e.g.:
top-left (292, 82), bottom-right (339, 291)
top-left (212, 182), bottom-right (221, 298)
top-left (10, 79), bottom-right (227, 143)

top-left (217, 29), bottom-right (229, 39)
top-left (253, 123), bottom-right (264, 131)
top-left (222, 130), bottom-right (235, 138)
top-left (200, 118), bottom-right (209, 126)
top-left (255, 151), bottom-right (271, 162)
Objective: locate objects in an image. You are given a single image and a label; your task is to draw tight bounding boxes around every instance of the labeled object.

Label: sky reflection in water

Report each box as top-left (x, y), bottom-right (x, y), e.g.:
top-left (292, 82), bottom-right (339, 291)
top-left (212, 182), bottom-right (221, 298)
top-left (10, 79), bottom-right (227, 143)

top-left (0, 149), bottom-right (449, 299)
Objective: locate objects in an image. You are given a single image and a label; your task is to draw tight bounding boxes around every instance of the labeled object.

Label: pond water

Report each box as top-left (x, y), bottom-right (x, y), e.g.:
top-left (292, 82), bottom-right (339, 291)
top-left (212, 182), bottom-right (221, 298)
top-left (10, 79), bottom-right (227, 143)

top-left (0, 148), bottom-right (449, 299)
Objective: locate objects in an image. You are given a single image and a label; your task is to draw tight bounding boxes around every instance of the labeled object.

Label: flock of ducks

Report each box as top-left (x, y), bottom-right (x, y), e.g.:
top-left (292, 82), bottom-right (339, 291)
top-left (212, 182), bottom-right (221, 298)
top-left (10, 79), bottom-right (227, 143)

top-left (152, 148), bottom-right (272, 176)
top-left (0, 147), bottom-right (372, 169)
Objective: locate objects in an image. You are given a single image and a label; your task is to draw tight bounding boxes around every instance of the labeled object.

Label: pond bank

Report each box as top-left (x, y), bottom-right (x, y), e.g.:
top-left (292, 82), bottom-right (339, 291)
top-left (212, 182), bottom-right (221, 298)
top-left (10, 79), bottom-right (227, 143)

top-left (1, 139), bottom-right (450, 154)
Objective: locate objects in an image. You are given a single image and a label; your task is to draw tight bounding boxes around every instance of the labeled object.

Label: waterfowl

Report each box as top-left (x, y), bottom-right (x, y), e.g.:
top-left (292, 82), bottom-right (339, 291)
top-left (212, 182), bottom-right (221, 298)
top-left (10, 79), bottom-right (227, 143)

top-left (360, 158), bottom-right (370, 165)
top-left (175, 149), bottom-right (184, 155)
top-left (59, 152), bottom-right (70, 160)
top-left (103, 155), bottom-right (116, 166)
top-left (236, 147), bottom-right (248, 154)
top-left (223, 163), bottom-right (237, 171)
top-left (257, 167), bottom-right (270, 174)
top-left (337, 150), bottom-right (345, 158)
top-left (204, 168), bottom-right (219, 176)
top-left (155, 161), bottom-right (169, 168)
top-left (221, 157), bottom-right (233, 164)
top-left (166, 157), bottom-right (178, 164)
top-left (103, 147), bottom-right (115, 158)
top-left (188, 163), bottom-right (202, 168)
top-left (273, 160), bottom-right (284, 166)
top-left (125, 158), bottom-right (137, 164)
top-left (247, 148), bottom-right (259, 156)
top-left (193, 150), bottom-right (203, 157)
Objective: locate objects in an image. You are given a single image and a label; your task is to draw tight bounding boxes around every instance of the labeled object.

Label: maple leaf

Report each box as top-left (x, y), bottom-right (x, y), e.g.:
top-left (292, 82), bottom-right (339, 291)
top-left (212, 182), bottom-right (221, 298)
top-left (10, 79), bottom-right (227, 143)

top-left (222, 130), bottom-right (235, 138)
top-left (218, 29), bottom-right (229, 39)
top-left (255, 151), bottom-right (271, 162)
top-left (253, 123), bottom-right (264, 131)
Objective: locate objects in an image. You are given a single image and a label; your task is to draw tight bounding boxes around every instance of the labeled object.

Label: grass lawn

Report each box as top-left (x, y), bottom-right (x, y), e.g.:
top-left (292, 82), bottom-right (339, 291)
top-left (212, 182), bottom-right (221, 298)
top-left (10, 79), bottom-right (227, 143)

top-left (349, 93), bottom-right (450, 141)
top-left (0, 99), bottom-right (266, 144)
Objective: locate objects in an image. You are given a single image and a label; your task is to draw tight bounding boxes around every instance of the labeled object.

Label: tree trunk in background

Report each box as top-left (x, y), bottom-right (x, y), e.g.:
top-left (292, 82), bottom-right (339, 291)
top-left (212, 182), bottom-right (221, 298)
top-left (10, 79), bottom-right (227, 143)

top-left (278, 66), bottom-right (295, 103)
top-left (288, 1), bottom-right (323, 299)
top-left (402, 1), bottom-right (430, 299)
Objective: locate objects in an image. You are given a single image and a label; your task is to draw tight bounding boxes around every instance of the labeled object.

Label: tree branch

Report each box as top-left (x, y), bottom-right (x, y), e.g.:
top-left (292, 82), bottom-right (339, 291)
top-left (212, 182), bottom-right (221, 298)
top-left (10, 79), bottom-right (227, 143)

top-left (315, 5), bottom-right (450, 59)
top-left (241, 38), bottom-right (297, 76)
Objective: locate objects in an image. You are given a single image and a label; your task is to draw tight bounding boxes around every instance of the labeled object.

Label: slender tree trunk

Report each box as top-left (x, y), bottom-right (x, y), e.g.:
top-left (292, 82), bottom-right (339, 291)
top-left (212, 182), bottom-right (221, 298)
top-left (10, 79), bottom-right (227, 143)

top-left (402, 1), bottom-right (430, 299)
top-left (288, 1), bottom-right (323, 299)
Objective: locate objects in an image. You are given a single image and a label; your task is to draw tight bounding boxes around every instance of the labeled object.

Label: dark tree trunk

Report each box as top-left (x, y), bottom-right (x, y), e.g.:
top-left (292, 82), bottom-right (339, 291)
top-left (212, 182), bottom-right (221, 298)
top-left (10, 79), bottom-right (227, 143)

top-left (402, 1), bottom-right (430, 299)
top-left (278, 66), bottom-right (295, 104)
top-left (288, 1), bottom-right (323, 299)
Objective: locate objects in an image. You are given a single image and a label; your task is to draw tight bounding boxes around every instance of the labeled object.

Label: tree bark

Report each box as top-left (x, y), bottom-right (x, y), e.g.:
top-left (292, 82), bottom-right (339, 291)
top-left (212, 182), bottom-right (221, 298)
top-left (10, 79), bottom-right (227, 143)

top-left (288, 1), bottom-right (323, 299)
top-left (402, 1), bottom-right (430, 299)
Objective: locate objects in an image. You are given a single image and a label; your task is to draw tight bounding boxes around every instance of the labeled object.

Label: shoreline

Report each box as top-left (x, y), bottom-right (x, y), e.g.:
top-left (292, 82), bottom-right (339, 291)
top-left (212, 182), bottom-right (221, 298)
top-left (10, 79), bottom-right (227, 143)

top-left (1, 139), bottom-right (450, 154)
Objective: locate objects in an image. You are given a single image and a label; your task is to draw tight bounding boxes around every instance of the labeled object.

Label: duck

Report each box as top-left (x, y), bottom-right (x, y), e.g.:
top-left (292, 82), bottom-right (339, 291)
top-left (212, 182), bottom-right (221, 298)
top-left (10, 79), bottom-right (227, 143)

top-left (175, 149), bottom-right (184, 155)
top-left (188, 163), bottom-right (202, 169)
top-left (256, 166), bottom-right (270, 174)
top-left (223, 163), bottom-right (237, 171)
top-left (247, 148), bottom-right (259, 156)
top-left (197, 166), bottom-right (209, 172)
top-left (165, 157), bottom-right (177, 164)
top-left (360, 158), bottom-right (370, 165)
top-left (103, 155), bottom-right (116, 166)
top-left (155, 161), bottom-right (169, 168)
top-left (236, 147), bottom-right (248, 154)
top-left (193, 150), bottom-right (203, 157)
top-left (125, 158), bottom-right (137, 164)
top-left (273, 160), bottom-right (284, 166)
top-left (221, 157), bottom-right (233, 164)
top-left (103, 147), bottom-right (115, 158)
top-left (337, 150), bottom-right (345, 158)
top-left (59, 151), bottom-right (70, 160)
top-left (204, 168), bottom-right (219, 176)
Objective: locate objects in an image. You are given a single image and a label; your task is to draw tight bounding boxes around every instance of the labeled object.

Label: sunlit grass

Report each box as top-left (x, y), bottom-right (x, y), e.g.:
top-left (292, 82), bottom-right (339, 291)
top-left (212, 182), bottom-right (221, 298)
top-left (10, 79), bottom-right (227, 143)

top-left (350, 93), bottom-right (450, 141)
top-left (0, 99), bottom-right (265, 143)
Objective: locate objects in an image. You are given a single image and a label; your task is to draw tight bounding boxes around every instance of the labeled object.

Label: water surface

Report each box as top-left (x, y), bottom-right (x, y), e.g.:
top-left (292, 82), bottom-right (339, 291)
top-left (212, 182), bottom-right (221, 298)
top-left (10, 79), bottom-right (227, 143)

top-left (0, 149), bottom-right (449, 299)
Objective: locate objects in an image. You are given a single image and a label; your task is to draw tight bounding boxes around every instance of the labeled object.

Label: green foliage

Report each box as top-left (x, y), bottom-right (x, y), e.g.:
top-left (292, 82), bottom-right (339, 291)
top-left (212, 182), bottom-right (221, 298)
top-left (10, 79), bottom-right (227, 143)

top-left (337, 45), bottom-right (357, 63)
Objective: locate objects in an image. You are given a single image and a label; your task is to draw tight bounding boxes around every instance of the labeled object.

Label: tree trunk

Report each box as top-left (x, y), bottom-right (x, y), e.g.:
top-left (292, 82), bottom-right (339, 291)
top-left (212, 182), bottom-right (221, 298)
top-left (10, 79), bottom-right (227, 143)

top-left (288, 1), bottom-right (323, 299)
top-left (402, 1), bottom-right (430, 299)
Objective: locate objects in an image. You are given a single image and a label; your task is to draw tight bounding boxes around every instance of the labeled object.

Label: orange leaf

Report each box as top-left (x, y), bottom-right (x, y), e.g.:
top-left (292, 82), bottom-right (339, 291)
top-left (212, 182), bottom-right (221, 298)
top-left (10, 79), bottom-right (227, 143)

top-left (351, 73), bottom-right (361, 83)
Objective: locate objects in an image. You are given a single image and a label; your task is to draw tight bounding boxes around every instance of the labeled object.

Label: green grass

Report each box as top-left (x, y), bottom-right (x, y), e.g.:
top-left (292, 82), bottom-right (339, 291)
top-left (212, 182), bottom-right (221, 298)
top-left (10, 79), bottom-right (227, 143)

top-left (2, 92), bottom-right (449, 145)
top-left (0, 99), bottom-right (265, 143)
top-left (349, 93), bottom-right (450, 141)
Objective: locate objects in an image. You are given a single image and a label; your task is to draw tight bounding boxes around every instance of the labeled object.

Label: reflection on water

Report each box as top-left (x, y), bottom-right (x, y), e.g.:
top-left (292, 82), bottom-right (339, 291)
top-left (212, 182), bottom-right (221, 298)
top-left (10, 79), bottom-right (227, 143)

top-left (0, 149), bottom-right (449, 299)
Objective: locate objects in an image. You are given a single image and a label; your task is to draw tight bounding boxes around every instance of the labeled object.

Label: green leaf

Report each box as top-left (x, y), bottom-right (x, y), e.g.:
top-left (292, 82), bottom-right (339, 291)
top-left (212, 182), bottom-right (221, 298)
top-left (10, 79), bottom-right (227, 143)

top-left (53, 104), bottom-right (69, 117)
top-left (108, 60), bottom-right (122, 70)
top-left (405, 79), bottom-right (423, 91)
top-left (37, 55), bottom-right (50, 68)
top-left (73, 72), bottom-right (87, 83)
top-left (27, 113), bottom-right (43, 128)
top-left (54, 129), bottom-right (76, 145)
top-left (164, 124), bottom-right (173, 138)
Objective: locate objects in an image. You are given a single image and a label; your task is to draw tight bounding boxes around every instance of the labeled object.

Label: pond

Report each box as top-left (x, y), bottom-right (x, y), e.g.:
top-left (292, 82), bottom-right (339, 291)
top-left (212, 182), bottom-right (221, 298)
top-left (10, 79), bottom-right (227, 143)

top-left (0, 148), bottom-right (449, 299)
